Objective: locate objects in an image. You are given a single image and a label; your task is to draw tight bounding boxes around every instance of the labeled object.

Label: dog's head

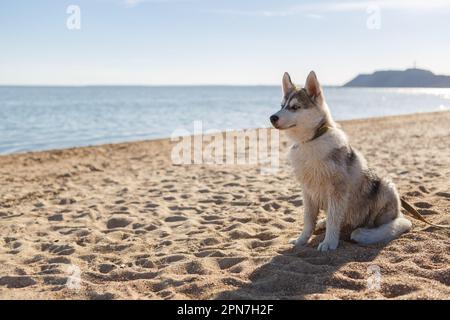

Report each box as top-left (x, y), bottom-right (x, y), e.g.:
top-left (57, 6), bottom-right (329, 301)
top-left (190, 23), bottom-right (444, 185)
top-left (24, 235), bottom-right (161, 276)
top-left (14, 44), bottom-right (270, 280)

top-left (270, 71), bottom-right (327, 132)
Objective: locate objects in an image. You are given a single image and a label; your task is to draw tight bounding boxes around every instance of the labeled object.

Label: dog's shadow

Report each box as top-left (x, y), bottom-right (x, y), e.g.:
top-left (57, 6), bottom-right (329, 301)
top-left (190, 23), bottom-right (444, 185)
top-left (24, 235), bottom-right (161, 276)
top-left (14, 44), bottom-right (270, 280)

top-left (215, 233), bottom-right (385, 299)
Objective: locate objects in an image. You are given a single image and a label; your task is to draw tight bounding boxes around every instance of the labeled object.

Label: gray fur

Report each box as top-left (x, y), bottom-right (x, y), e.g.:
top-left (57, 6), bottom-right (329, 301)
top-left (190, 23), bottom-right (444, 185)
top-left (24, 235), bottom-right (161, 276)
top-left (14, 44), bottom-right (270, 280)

top-left (282, 88), bottom-right (316, 111)
top-left (270, 71), bottom-right (412, 251)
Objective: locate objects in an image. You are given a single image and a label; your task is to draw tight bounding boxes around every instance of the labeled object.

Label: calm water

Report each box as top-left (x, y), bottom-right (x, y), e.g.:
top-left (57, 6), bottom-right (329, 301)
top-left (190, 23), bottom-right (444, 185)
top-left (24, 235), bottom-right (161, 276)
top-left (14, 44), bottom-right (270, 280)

top-left (1, 86), bottom-right (449, 154)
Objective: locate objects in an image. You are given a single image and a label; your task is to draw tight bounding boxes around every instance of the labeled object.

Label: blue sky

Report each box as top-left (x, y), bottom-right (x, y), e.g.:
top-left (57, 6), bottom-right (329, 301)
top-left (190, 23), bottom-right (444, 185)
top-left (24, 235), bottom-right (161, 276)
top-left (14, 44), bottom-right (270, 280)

top-left (1, 0), bottom-right (450, 85)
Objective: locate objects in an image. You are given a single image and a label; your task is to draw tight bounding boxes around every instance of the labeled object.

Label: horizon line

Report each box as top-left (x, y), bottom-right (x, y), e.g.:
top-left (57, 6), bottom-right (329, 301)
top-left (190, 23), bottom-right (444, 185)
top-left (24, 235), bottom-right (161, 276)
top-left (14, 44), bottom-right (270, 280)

top-left (0, 83), bottom-right (342, 87)
top-left (2, 68), bottom-right (448, 88)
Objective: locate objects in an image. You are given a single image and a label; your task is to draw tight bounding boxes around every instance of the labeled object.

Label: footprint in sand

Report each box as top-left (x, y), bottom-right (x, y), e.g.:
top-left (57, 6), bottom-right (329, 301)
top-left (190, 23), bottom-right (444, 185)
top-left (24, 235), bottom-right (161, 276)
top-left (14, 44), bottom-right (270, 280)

top-left (183, 261), bottom-right (213, 275)
top-left (161, 254), bottom-right (186, 264)
top-left (132, 223), bottom-right (145, 229)
top-left (414, 202), bottom-right (433, 209)
top-left (406, 190), bottom-right (422, 197)
top-left (200, 238), bottom-right (220, 246)
top-left (43, 276), bottom-right (68, 286)
top-left (0, 276), bottom-right (36, 288)
top-left (48, 214), bottom-right (64, 221)
top-left (98, 263), bottom-right (116, 274)
top-left (436, 191), bottom-right (450, 199)
top-left (289, 199), bottom-right (303, 207)
top-left (229, 230), bottom-right (251, 240)
top-left (418, 209), bottom-right (439, 215)
top-left (340, 269), bottom-right (365, 280)
top-left (144, 224), bottom-right (158, 231)
top-left (381, 283), bottom-right (419, 298)
top-left (256, 217), bottom-right (272, 224)
top-left (58, 198), bottom-right (76, 205)
top-left (135, 258), bottom-right (155, 269)
top-left (39, 264), bottom-right (64, 275)
top-left (202, 215), bottom-right (222, 222)
top-left (85, 269), bottom-right (156, 282)
top-left (195, 250), bottom-right (226, 258)
top-left (34, 201), bottom-right (47, 208)
top-left (223, 182), bottom-right (240, 187)
top-left (48, 257), bottom-right (71, 264)
top-left (249, 240), bottom-right (273, 249)
top-left (218, 257), bottom-right (246, 270)
top-left (253, 231), bottom-right (278, 241)
top-left (106, 217), bottom-right (133, 229)
top-left (41, 243), bottom-right (75, 256)
top-left (164, 215), bottom-right (187, 222)
top-left (89, 292), bottom-right (115, 300)
top-left (230, 201), bottom-right (252, 206)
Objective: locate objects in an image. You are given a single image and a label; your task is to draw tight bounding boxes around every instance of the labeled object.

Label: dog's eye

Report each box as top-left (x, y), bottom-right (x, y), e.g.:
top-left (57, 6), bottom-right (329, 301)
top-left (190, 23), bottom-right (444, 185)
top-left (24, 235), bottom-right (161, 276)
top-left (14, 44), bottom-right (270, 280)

top-left (291, 104), bottom-right (301, 110)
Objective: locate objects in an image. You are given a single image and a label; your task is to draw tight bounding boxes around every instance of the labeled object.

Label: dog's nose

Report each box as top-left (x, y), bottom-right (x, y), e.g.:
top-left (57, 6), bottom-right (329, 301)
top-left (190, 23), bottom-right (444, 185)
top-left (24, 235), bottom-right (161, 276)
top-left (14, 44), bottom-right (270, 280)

top-left (270, 115), bottom-right (279, 125)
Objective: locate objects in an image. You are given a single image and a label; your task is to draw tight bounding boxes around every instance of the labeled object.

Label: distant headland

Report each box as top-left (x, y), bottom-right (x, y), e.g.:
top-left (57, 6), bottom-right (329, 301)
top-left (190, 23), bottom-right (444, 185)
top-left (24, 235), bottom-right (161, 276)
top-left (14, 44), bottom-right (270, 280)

top-left (344, 68), bottom-right (450, 88)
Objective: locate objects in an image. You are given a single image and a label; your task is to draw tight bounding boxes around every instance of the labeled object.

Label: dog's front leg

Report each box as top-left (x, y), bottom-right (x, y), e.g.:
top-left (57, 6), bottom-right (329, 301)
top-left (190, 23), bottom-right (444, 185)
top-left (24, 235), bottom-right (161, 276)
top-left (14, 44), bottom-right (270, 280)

top-left (318, 198), bottom-right (343, 251)
top-left (289, 192), bottom-right (319, 246)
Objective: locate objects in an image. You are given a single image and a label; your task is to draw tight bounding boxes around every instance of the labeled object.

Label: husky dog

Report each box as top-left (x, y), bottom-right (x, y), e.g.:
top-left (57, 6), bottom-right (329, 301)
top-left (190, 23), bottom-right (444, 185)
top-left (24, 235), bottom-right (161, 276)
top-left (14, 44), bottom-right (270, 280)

top-left (270, 71), bottom-right (412, 251)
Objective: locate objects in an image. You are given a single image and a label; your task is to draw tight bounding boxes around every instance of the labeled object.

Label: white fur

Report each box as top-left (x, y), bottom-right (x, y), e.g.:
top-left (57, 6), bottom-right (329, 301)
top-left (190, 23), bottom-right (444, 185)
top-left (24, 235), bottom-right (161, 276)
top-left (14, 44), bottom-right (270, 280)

top-left (271, 71), bottom-right (411, 251)
top-left (350, 217), bottom-right (412, 245)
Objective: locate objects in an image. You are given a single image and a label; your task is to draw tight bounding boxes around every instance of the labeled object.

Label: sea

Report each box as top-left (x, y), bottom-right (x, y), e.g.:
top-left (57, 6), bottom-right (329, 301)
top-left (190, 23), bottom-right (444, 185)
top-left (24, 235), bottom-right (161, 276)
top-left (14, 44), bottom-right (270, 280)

top-left (0, 86), bottom-right (449, 154)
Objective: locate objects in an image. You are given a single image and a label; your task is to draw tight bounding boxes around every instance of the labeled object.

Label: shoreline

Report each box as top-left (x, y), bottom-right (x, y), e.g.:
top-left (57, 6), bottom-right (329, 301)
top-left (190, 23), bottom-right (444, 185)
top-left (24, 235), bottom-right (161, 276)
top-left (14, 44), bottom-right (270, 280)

top-left (0, 111), bottom-right (449, 299)
top-left (1, 110), bottom-right (449, 158)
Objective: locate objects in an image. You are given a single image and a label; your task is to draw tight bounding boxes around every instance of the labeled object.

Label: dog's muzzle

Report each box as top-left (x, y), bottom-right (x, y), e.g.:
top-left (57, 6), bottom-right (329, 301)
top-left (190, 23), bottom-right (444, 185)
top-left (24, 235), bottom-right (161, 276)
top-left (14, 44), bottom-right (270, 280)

top-left (270, 115), bottom-right (279, 127)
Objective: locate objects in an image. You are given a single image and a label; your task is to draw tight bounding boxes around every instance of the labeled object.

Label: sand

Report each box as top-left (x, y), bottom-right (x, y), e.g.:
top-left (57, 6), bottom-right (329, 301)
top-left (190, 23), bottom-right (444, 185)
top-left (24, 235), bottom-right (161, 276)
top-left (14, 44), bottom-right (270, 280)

top-left (0, 111), bottom-right (449, 300)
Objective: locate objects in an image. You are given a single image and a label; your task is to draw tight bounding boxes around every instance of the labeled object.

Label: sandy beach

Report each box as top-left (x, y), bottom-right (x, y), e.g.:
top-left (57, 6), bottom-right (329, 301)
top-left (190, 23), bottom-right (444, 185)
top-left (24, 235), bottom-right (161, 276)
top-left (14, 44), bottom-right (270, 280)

top-left (0, 111), bottom-right (449, 300)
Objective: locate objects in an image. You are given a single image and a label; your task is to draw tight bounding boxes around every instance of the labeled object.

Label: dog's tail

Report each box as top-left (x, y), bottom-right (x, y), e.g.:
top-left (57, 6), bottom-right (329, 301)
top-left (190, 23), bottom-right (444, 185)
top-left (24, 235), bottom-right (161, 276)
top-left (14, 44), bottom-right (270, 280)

top-left (401, 197), bottom-right (450, 229)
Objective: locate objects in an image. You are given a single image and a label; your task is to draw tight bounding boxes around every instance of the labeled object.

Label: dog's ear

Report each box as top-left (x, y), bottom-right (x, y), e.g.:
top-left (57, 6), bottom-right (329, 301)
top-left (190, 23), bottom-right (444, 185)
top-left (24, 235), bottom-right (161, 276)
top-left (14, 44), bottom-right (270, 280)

top-left (305, 71), bottom-right (321, 98)
top-left (282, 72), bottom-right (294, 96)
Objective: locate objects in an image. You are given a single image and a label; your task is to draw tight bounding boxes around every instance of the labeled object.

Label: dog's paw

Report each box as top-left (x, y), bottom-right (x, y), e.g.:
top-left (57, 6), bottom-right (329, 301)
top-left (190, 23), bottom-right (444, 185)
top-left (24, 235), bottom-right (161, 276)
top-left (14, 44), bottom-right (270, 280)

top-left (289, 236), bottom-right (309, 246)
top-left (315, 218), bottom-right (326, 231)
top-left (350, 228), bottom-right (372, 245)
top-left (317, 240), bottom-right (338, 252)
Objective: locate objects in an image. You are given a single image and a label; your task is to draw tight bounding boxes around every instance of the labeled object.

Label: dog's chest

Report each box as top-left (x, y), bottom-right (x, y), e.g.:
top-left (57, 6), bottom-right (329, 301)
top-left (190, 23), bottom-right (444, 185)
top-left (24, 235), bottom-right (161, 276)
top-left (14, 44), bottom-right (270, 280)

top-left (289, 144), bottom-right (332, 192)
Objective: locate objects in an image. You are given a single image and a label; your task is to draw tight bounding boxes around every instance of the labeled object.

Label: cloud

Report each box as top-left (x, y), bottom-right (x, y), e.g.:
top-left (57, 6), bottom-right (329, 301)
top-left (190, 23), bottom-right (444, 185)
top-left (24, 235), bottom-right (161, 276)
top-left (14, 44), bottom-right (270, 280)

top-left (123, 0), bottom-right (141, 7)
top-left (211, 0), bottom-right (450, 17)
top-left (121, 0), bottom-right (198, 7)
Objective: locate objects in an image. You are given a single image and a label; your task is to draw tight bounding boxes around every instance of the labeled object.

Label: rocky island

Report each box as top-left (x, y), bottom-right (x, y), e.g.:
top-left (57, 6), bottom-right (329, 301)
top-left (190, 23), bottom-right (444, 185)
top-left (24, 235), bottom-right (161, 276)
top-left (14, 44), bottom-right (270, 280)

top-left (344, 68), bottom-right (450, 87)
